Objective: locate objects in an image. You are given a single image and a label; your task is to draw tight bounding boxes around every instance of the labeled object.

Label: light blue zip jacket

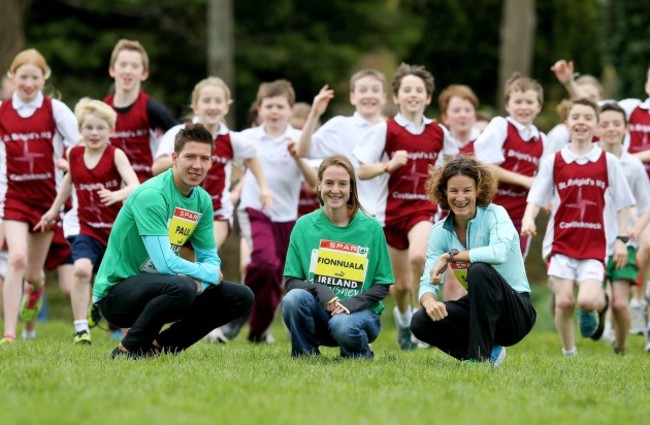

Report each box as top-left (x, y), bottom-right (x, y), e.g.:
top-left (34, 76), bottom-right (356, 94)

top-left (419, 203), bottom-right (531, 301)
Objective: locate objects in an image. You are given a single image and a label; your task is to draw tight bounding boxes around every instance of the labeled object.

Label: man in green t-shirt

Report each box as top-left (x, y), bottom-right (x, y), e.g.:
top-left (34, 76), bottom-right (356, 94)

top-left (93, 124), bottom-right (253, 358)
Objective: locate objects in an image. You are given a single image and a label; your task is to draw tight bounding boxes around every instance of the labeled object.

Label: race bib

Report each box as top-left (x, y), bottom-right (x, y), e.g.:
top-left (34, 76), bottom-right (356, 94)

top-left (310, 240), bottom-right (369, 298)
top-left (449, 261), bottom-right (469, 289)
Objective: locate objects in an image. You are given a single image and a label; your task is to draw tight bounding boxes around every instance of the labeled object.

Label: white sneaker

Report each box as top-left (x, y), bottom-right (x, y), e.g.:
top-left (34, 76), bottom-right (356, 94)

top-left (205, 328), bottom-right (228, 344)
top-left (629, 301), bottom-right (647, 335)
top-left (645, 341), bottom-right (650, 353)
top-left (601, 327), bottom-right (615, 345)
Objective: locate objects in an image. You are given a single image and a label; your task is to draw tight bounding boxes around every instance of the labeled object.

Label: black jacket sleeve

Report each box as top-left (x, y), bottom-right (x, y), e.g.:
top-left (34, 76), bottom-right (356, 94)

top-left (284, 277), bottom-right (338, 308)
top-left (338, 284), bottom-right (390, 314)
top-left (147, 99), bottom-right (180, 131)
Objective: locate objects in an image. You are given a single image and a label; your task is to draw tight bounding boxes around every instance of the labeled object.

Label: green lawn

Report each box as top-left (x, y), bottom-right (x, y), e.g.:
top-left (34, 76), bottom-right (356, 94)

top-left (1, 286), bottom-right (649, 425)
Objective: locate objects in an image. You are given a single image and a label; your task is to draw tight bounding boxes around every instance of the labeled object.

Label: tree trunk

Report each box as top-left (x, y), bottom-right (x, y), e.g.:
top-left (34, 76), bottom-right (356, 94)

top-left (497, 0), bottom-right (536, 112)
top-left (0, 0), bottom-right (29, 81)
top-left (207, 0), bottom-right (235, 128)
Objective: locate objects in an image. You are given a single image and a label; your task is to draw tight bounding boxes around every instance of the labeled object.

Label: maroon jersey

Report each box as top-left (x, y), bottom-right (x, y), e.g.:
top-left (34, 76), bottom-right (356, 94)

top-left (0, 97), bottom-right (57, 212)
top-left (628, 106), bottom-right (650, 177)
top-left (69, 145), bottom-right (122, 245)
top-left (297, 182), bottom-right (320, 217)
top-left (492, 122), bottom-right (544, 221)
top-left (383, 119), bottom-right (443, 225)
top-left (104, 92), bottom-right (153, 183)
top-left (551, 150), bottom-right (608, 261)
top-left (201, 132), bottom-right (234, 219)
top-left (459, 141), bottom-right (475, 156)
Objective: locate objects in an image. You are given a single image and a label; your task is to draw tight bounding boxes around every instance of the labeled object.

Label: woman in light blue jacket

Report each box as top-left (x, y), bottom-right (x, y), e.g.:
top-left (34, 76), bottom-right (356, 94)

top-left (410, 156), bottom-right (536, 366)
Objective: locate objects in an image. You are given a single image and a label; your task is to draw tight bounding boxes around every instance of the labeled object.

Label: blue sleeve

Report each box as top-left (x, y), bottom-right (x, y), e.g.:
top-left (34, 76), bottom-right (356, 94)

top-left (142, 235), bottom-right (221, 287)
top-left (418, 226), bottom-right (447, 301)
top-left (468, 208), bottom-right (512, 264)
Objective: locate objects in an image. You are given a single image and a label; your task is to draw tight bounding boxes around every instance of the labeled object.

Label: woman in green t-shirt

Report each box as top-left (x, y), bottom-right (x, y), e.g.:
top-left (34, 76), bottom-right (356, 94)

top-left (282, 155), bottom-right (394, 359)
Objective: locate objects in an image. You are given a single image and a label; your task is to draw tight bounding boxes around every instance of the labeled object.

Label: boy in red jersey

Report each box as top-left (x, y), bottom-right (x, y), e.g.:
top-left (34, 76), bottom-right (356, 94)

top-left (354, 63), bottom-right (458, 350)
top-left (104, 39), bottom-right (178, 182)
top-left (36, 98), bottom-right (139, 344)
top-left (522, 98), bottom-right (634, 357)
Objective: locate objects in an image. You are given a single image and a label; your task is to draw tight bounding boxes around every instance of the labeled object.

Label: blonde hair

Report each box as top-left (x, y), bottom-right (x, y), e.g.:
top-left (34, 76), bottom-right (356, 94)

top-left (191, 76), bottom-right (232, 107)
top-left (350, 69), bottom-right (386, 93)
top-left (74, 98), bottom-right (118, 130)
top-left (504, 72), bottom-right (543, 105)
top-left (8, 48), bottom-right (51, 80)
top-left (256, 79), bottom-right (295, 106)
top-left (109, 39), bottom-right (149, 72)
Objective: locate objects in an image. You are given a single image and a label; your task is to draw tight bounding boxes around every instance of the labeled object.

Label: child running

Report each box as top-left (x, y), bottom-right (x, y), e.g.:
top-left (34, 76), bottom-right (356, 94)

top-left (35, 98), bottom-right (139, 344)
top-left (353, 63), bottom-right (458, 350)
top-left (473, 73), bottom-right (550, 259)
top-left (0, 48), bottom-right (81, 344)
top-left (522, 98), bottom-right (634, 357)
top-left (103, 39), bottom-right (178, 183)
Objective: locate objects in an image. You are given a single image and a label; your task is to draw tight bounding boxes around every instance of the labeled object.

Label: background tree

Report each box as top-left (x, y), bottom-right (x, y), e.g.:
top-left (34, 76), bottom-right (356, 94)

top-left (0, 0), bottom-right (29, 77)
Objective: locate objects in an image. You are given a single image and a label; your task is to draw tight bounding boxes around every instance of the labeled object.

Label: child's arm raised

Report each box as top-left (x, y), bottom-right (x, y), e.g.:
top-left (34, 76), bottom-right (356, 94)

top-left (97, 148), bottom-right (140, 206)
top-left (288, 141), bottom-right (317, 188)
top-left (243, 156), bottom-right (273, 211)
top-left (296, 85), bottom-right (334, 158)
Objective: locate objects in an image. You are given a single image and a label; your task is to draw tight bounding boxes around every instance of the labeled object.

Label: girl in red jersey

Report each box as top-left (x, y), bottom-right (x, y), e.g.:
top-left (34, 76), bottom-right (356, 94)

top-left (36, 98), bottom-right (139, 344)
top-left (0, 49), bottom-right (81, 344)
top-left (522, 99), bottom-right (634, 357)
top-left (354, 63), bottom-right (458, 350)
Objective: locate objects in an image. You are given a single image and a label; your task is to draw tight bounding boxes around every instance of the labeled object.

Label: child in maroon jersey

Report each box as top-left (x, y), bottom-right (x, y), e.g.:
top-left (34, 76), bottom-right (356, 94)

top-left (522, 98), bottom-right (634, 357)
top-left (36, 98), bottom-right (139, 344)
top-left (104, 39), bottom-right (178, 183)
top-left (438, 84), bottom-right (481, 156)
top-left (354, 63), bottom-right (458, 350)
top-left (0, 49), bottom-right (81, 344)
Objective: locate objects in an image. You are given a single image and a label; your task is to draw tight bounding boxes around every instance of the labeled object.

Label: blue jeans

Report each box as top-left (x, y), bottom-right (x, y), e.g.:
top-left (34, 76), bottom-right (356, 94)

top-left (281, 289), bottom-right (381, 359)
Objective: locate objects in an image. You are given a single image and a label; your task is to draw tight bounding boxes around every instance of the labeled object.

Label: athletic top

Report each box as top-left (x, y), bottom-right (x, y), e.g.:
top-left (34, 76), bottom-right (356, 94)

top-left (157, 122), bottom-right (256, 220)
top-left (620, 98), bottom-right (650, 178)
top-left (528, 145), bottom-right (634, 262)
top-left (69, 145), bottom-right (123, 245)
top-left (238, 124), bottom-right (304, 222)
top-left (353, 113), bottom-right (458, 226)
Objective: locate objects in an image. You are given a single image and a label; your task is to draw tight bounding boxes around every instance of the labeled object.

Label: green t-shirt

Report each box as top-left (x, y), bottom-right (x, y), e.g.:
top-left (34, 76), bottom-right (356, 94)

top-left (93, 169), bottom-right (216, 301)
top-left (284, 209), bottom-right (394, 314)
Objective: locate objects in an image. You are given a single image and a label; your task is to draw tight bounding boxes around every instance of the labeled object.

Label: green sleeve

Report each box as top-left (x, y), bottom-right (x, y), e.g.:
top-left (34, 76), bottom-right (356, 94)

top-left (370, 223), bottom-right (394, 286)
top-left (130, 188), bottom-right (169, 236)
top-left (283, 221), bottom-right (308, 280)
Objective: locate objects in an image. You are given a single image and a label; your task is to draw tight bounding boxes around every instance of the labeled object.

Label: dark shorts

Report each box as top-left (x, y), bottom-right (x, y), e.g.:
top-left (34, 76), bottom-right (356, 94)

top-left (72, 234), bottom-right (106, 271)
top-left (384, 212), bottom-right (436, 250)
top-left (605, 246), bottom-right (639, 285)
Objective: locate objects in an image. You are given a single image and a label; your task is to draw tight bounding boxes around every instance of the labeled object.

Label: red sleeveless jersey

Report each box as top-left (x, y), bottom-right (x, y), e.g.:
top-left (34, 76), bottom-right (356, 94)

top-left (628, 106), bottom-right (650, 178)
top-left (551, 150), bottom-right (608, 261)
top-left (383, 119), bottom-right (442, 225)
top-left (492, 122), bottom-right (544, 220)
top-left (0, 97), bottom-right (57, 210)
top-left (200, 132), bottom-right (235, 217)
top-left (104, 92), bottom-right (153, 182)
top-left (69, 145), bottom-right (122, 245)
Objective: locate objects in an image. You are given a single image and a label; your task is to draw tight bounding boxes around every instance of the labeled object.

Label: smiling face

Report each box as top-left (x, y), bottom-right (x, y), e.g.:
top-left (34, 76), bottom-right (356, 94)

top-left (318, 165), bottom-right (351, 214)
top-left (394, 74), bottom-right (431, 117)
top-left (446, 174), bottom-right (478, 222)
top-left (443, 96), bottom-right (477, 136)
top-left (172, 141), bottom-right (212, 195)
top-left (13, 64), bottom-right (45, 103)
top-left (598, 109), bottom-right (626, 147)
top-left (566, 103), bottom-right (598, 144)
top-left (80, 113), bottom-right (112, 151)
top-left (193, 85), bottom-right (229, 132)
top-left (350, 75), bottom-right (386, 120)
top-left (505, 89), bottom-right (541, 127)
top-left (109, 49), bottom-right (149, 93)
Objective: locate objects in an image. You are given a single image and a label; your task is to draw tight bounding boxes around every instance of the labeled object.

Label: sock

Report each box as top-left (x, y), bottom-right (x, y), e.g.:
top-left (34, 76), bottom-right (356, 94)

top-left (630, 299), bottom-right (647, 308)
top-left (394, 305), bottom-right (413, 328)
top-left (74, 320), bottom-right (89, 334)
top-left (22, 329), bottom-right (36, 340)
top-left (562, 347), bottom-right (578, 357)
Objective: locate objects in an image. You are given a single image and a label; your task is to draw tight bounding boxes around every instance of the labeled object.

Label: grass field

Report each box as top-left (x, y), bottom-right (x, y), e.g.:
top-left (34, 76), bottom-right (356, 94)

top-left (1, 285), bottom-right (649, 425)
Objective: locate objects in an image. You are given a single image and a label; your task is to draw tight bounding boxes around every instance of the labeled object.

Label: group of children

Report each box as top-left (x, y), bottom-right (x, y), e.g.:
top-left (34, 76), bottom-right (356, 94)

top-left (1, 37), bottom-right (649, 358)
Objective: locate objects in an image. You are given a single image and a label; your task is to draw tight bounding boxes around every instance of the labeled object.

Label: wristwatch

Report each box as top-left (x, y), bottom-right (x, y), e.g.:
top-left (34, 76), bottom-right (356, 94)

top-left (448, 248), bottom-right (459, 261)
top-left (616, 236), bottom-right (629, 244)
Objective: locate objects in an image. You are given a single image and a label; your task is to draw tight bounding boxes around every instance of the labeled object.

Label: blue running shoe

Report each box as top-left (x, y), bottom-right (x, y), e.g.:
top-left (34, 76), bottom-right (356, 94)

top-left (579, 310), bottom-right (598, 338)
top-left (489, 345), bottom-right (506, 367)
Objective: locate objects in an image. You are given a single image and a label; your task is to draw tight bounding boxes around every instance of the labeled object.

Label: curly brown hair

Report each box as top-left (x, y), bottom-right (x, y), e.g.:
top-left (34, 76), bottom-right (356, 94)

top-left (425, 156), bottom-right (497, 210)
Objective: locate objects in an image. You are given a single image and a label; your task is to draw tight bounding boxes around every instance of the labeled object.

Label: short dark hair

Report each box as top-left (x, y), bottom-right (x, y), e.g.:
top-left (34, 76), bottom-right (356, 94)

top-left (174, 123), bottom-right (214, 154)
top-left (426, 156), bottom-right (497, 209)
top-left (568, 98), bottom-right (599, 121)
top-left (392, 63), bottom-right (434, 97)
top-left (599, 102), bottom-right (627, 125)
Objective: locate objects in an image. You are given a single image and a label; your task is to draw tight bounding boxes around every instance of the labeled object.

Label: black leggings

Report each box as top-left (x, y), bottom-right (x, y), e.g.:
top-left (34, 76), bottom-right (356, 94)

top-left (97, 273), bottom-right (254, 353)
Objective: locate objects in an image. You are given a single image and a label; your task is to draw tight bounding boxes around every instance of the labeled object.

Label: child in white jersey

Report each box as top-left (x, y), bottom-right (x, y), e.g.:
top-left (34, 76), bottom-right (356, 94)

top-left (0, 49), bottom-right (81, 344)
top-left (36, 98), bottom-right (140, 344)
top-left (237, 80), bottom-right (317, 343)
top-left (522, 98), bottom-right (634, 357)
top-left (353, 63), bottom-right (458, 350)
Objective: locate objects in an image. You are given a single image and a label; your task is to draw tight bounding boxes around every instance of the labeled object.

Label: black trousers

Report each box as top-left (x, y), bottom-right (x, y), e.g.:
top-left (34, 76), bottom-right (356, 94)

top-left (97, 273), bottom-right (254, 353)
top-left (411, 262), bottom-right (536, 361)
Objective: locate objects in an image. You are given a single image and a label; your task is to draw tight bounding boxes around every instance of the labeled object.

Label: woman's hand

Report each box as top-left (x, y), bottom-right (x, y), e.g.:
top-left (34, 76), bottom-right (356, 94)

top-left (429, 253), bottom-right (450, 285)
top-left (422, 295), bottom-right (448, 322)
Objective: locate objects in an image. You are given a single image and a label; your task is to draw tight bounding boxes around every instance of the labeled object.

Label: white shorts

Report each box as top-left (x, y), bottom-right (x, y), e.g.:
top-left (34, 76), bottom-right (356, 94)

top-left (548, 254), bottom-right (604, 283)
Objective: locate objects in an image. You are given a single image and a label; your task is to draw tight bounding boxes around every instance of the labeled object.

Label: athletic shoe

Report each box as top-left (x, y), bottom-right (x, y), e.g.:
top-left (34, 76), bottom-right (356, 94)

top-left (21, 328), bottom-right (36, 341)
top-left (20, 285), bottom-right (45, 322)
top-left (645, 341), bottom-right (650, 353)
top-left (601, 327), bottom-right (616, 345)
top-left (578, 310), bottom-right (598, 338)
top-left (629, 301), bottom-right (647, 335)
top-left (0, 335), bottom-right (15, 345)
top-left (489, 345), bottom-right (506, 367)
top-left (393, 306), bottom-right (416, 351)
top-left (247, 331), bottom-right (275, 344)
top-left (591, 294), bottom-right (609, 341)
top-left (73, 330), bottom-right (92, 345)
top-left (88, 303), bottom-right (102, 329)
top-left (205, 328), bottom-right (228, 344)
top-left (110, 329), bottom-right (124, 341)
top-left (110, 344), bottom-right (160, 359)
top-left (562, 347), bottom-right (578, 357)
top-left (613, 347), bottom-right (625, 355)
